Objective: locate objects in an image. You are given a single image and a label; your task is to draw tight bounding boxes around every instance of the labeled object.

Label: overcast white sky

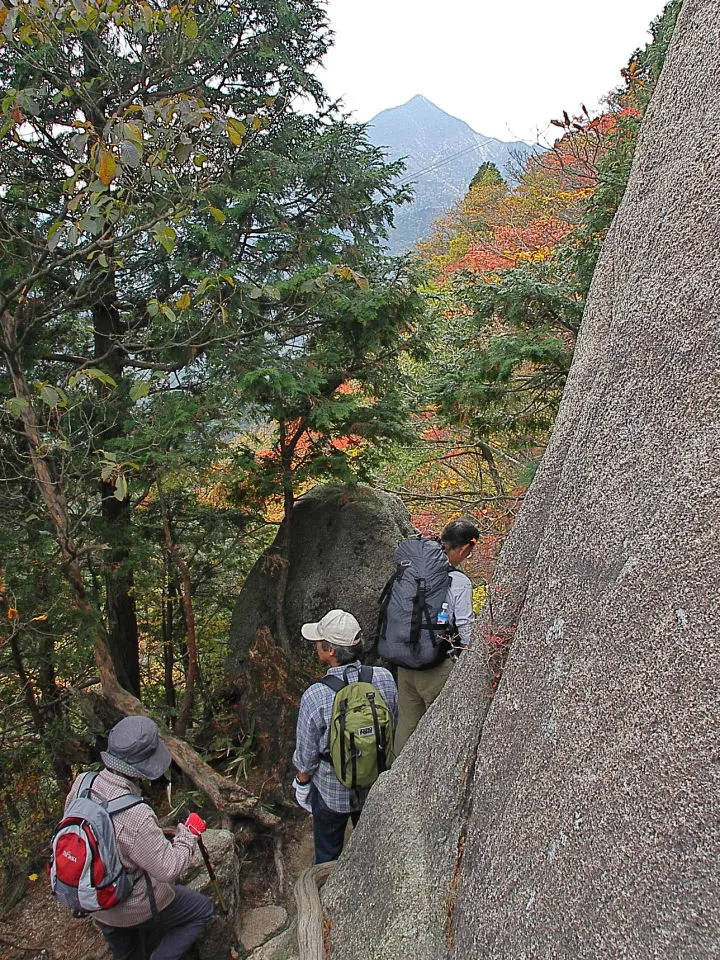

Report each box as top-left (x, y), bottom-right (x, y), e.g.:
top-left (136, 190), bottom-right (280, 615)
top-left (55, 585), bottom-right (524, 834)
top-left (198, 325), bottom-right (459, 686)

top-left (320, 0), bottom-right (668, 143)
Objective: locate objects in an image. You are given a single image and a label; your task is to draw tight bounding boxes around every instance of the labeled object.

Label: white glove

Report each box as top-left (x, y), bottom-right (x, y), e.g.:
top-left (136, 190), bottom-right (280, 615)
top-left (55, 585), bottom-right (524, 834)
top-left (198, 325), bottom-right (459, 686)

top-left (293, 777), bottom-right (313, 813)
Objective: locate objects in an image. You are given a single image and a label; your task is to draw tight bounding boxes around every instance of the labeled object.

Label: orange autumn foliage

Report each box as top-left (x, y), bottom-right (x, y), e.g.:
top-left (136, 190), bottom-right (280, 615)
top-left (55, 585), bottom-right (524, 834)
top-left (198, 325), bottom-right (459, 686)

top-left (422, 106), bottom-right (634, 284)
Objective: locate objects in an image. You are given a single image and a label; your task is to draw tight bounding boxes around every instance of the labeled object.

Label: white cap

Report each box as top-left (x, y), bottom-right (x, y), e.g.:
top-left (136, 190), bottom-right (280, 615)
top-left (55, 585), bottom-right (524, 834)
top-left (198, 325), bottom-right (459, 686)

top-left (301, 609), bottom-right (362, 647)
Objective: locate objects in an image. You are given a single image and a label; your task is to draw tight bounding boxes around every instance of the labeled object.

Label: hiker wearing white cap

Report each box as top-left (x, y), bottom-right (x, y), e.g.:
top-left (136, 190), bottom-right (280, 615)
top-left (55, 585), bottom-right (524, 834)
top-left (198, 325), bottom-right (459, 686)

top-left (292, 609), bottom-right (398, 863)
top-left (61, 716), bottom-right (214, 960)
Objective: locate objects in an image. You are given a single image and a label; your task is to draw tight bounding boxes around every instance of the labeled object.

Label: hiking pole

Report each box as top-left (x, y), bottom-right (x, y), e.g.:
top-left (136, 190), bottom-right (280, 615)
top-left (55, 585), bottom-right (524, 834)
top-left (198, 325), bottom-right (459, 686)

top-left (196, 833), bottom-right (228, 914)
top-left (196, 834), bottom-right (245, 958)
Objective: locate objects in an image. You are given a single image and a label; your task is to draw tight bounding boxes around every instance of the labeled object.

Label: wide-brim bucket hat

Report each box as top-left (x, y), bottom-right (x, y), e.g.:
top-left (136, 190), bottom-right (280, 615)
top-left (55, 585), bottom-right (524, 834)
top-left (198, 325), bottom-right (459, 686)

top-left (101, 716), bottom-right (171, 780)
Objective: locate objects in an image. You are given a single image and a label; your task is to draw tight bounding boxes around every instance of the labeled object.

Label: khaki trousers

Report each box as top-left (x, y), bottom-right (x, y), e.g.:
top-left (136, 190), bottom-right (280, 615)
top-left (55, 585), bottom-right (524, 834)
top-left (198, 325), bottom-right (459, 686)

top-left (394, 657), bottom-right (454, 755)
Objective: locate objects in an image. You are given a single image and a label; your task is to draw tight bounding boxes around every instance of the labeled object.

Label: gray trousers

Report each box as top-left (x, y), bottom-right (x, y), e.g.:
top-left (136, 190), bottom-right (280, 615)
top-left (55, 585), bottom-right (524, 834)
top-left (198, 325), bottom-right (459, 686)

top-left (98, 885), bottom-right (214, 960)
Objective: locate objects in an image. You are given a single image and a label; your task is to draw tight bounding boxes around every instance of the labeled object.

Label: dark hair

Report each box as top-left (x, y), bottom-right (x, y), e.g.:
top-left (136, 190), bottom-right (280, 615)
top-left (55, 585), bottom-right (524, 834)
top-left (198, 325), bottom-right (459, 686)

top-left (320, 640), bottom-right (362, 665)
top-left (440, 518), bottom-right (480, 548)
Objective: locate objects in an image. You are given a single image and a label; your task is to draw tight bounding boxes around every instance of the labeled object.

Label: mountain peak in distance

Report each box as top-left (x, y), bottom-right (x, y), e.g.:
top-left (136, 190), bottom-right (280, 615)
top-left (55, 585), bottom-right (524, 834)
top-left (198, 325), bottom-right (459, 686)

top-left (366, 95), bottom-right (534, 254)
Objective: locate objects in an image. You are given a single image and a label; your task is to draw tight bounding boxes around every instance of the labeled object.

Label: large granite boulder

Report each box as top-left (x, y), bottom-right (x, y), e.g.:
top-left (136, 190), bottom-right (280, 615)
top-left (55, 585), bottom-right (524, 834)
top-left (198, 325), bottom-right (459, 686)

top-left (323, 3), bottom-right (720, 958)
top-left (227, 485), bottom-right (416, 671)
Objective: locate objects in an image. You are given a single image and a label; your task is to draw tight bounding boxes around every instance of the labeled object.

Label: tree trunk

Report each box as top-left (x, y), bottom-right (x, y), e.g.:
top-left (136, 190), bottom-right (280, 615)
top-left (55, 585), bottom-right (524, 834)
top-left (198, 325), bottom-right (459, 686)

top-left (273, 515), bottom-right (292, 655)
top-left (273, 419), bottom-right (295, 654)
top-left (162, 565), bottom-right (178, 722)
top-left (37, 629), bottom-right (74, 791)
top-left (8, 625), bottom-right (45, 738)
top-left (83, 47), bottom-right (141, 694)
top-left (1, 310), bottom-right (278, 827)
top-left (101, 491), bottom-right (141, 696)
top-left (161, 511), bottom-right (199, 738)
top-left (478, 440), bottom-right (505, 497)
top-left (93, 275), bottom-right (141, 697)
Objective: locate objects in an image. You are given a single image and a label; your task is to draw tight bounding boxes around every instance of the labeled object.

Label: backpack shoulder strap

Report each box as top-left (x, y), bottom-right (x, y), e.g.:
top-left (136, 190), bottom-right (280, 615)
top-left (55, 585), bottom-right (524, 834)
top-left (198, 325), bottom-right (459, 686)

top-left (78, 770), bottom-right (99, 799)
top-left (78, 770), bottom-right (146, 817)
top-left (359, 665), bottom-right (374, 684)
top-left (376, 566), bottom-right (401, 643)
top-left (106, 794), bottom-right (147, 817)
top-left (320, 675), bottom-right (346, 694)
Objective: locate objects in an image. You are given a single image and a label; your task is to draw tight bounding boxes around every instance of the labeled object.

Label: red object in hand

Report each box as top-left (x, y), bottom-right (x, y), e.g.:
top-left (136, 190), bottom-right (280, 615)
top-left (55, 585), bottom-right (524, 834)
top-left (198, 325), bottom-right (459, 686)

top-left (184, 812), bottom-right (206, 836)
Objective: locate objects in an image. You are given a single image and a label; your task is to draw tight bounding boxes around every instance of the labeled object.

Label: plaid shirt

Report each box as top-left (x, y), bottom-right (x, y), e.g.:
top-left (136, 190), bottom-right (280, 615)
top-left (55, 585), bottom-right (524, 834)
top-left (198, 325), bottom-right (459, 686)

top-left (293, 662), bottom-right (398, 814)
top-left (64, 769), bottom-right (197, 927)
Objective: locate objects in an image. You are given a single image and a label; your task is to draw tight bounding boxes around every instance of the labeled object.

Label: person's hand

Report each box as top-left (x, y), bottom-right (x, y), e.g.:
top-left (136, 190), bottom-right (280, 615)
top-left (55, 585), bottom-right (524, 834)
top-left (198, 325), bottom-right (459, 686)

top-left (293, 777), bottom-right (312, 813)
top-left (184, 812), bottom-right (207, 836)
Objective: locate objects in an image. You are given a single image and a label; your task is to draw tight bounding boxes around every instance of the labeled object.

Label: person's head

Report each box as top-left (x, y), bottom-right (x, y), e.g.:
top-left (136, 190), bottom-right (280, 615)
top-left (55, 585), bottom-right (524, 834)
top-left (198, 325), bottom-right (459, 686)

top-left (301, 609), bottom-right (363, 666)
top-left (101, 716), bottom-right (171, 781)
top-left (440, 518), bottom-right (480, 568)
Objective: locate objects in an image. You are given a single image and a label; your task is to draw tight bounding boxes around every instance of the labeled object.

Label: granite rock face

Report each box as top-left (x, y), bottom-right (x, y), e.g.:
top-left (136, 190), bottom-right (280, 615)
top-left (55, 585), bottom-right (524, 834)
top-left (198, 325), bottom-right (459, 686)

top-left (227, 485), bottom-right (416, 670)
top-left (323, 3), bottom-right (720, 957)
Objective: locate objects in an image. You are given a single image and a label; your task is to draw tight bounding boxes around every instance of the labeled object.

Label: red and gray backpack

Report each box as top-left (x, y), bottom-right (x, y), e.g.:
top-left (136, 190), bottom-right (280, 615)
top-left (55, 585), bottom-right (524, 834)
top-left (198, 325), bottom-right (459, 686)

top-left (50, 771), bottom-right (146, 913)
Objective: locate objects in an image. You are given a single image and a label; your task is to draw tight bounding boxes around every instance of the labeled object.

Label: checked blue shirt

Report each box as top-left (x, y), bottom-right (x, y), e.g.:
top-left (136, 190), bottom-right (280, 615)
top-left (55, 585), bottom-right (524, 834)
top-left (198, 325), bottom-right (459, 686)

top-left (293, 661), bottom-right (398, 814)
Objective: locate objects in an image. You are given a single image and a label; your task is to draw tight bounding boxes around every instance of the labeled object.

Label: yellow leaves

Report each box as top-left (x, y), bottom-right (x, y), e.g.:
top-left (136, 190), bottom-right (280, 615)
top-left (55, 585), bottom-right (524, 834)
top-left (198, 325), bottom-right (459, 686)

top-left (27, 874), bottom-right (39, 882)
top-left (182, 16), bottom-right (198, 40)
top-left (129, 381), bottom-right (149, 402)
top-left (226, 117), bottom-right (247, 147)
top-left (114, 474), bottom-right (128, 502)
top-left (7, 607), bottom-right (19, 621)
top-left (154, 223), bottom-right (177, 253)
top-left (98, 148), bottom-right (117, 185)
top-left (175, 291), bottom-right (191, 310)
top-left (168, 3), bottom-right (199, 38)
top-left (17, 23), bottom-right (35, 45)
top-left (327, 264), bottom-right (370, 291)
top-left (123, 120), bottom-right (143, 146)
top-left (514, 246), bottom-right (552, 264)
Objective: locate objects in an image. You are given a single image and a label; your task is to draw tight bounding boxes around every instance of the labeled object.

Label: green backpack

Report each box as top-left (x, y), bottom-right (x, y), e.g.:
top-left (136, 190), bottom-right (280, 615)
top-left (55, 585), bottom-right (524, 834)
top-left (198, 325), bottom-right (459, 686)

top-left (321, 666), bottom-right (394, 790)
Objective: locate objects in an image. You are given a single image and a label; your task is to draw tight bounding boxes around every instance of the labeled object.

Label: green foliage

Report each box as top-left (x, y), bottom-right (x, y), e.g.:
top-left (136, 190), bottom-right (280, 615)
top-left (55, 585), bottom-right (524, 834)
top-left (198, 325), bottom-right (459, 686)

top-left (0, 0), bottom-right (424, 808)
top-left (0, 711), bottom-right (73, 907)
top-left (422, 0), bottom-right (683, 457)
top-left (636, 0), bottom-right (684, 85)
top-left (577, 0), bottom-right (684, 284)
top-left (469, 162), bottom-right (505, 190)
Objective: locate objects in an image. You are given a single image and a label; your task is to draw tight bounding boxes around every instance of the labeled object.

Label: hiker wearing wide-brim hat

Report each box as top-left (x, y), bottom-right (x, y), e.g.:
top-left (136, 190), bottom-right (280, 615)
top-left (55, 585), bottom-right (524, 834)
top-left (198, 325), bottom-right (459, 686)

top-left (101, 715), bottom-right (172, 781)
top-left (61, 716), bottom-right (214, 960)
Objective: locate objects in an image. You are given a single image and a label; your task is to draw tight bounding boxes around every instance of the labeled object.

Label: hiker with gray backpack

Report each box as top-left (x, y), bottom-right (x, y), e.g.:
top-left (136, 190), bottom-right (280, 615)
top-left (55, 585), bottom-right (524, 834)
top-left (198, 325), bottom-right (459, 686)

top-left (51, 716), bottom-right (214, 960)
top-left (377, 518), bottom-right (480, 754)
top-left (292, 609), bottom-right (398, 864)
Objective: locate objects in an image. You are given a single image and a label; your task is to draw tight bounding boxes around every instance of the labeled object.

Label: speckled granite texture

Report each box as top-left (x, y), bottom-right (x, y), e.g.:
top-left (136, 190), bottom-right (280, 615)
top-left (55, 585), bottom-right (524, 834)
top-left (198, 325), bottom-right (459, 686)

top-left (323, 2), bottom-right (720, 957)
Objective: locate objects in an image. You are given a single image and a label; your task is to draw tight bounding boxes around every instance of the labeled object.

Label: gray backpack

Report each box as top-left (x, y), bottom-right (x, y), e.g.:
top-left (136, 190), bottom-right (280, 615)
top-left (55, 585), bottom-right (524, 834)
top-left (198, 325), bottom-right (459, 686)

top-left (376, 536), bottom-right (452, 668)
top-left (50, 771), bottom-right (145, 914)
